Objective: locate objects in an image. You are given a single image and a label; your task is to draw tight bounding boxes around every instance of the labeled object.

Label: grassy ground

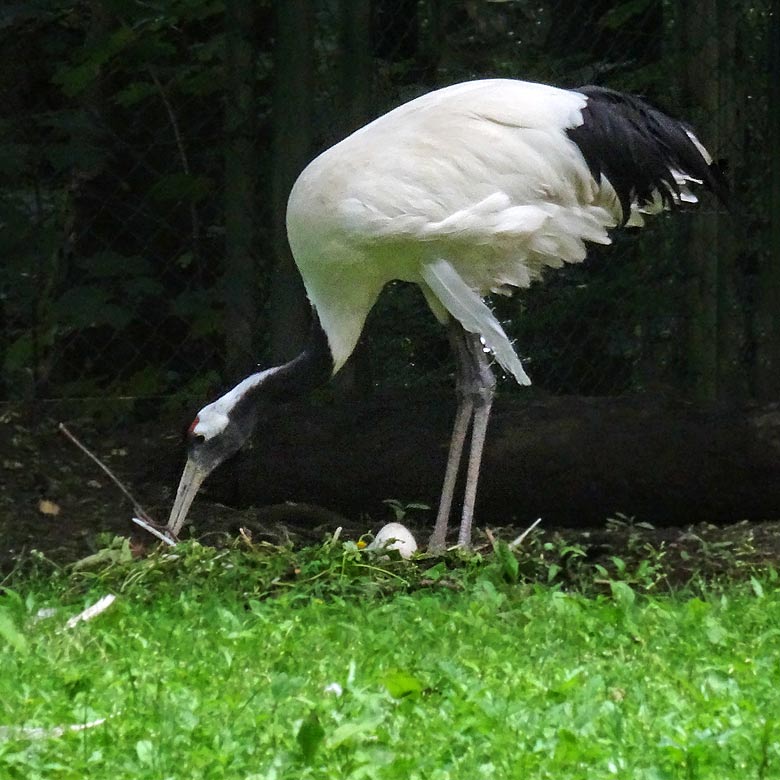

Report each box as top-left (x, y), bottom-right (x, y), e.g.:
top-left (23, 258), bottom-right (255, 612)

top-left (1, 539), bottom-right (779, 779)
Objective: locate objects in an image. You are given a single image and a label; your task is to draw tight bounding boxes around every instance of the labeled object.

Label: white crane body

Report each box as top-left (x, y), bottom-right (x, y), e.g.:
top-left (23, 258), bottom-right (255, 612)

top-left (166, 78), bottom-right (726, 548)
top-left (286, 79), bottom-right (710, 381)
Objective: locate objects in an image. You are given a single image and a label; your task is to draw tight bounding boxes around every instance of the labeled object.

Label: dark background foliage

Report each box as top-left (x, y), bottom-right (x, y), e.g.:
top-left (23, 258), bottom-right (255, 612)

top-left (0, 0), bottom-right (776, 414)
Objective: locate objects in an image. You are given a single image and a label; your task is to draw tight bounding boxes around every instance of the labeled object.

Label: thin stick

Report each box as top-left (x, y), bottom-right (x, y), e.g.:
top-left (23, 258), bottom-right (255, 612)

top-left (57, 423), bottom-right (155, 525)
top-left (132, 517), bottom-right (176, 546)
top-left (508, 517), bottom-right (543, 550)
top-left (147, 65), bottom-right (201, 261)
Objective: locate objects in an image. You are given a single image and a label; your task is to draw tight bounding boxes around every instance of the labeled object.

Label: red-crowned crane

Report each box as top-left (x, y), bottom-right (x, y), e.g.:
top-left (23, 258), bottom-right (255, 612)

top-left (166, 78), bottom-right (727, 550)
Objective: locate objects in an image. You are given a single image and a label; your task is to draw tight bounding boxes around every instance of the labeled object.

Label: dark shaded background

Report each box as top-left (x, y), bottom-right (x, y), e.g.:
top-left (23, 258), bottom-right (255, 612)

top-left (0, 1), bottom-right (777, 559)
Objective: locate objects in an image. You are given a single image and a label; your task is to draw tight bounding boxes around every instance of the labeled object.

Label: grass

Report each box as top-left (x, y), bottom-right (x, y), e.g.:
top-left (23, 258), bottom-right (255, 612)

top-left (0, 537), bottom-right (779, 779)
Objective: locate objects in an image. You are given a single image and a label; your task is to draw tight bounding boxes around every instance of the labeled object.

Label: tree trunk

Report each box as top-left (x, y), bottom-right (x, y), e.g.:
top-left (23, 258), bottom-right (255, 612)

top-left (678, 0), bottom-right (725, 401)
top-left (269, 0), bottom-right (315, 363)
top-left (754, 6), bottom-right (780, 399)
top-left (339, 0), bottom-right (372, 134)
top-left (223, 0), bottom-right (259, 376)
top-left (713, 0), bottom-right (746, 401)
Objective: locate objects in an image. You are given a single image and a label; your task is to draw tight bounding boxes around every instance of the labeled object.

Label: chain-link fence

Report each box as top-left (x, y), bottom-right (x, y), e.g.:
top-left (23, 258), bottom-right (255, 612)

top-left (1, 0), bottom-right (776, 416)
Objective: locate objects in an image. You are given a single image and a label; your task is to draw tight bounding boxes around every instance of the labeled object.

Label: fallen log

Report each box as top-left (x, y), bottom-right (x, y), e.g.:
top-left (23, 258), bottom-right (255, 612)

top-left (201, 394), bottom-right (780, 528)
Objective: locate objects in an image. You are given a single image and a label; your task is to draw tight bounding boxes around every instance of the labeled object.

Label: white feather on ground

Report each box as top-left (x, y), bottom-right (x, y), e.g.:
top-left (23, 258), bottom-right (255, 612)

top-left (64, 594), bottom-right (116, 629)
top-left (0, 718), bottom-right (109, 742)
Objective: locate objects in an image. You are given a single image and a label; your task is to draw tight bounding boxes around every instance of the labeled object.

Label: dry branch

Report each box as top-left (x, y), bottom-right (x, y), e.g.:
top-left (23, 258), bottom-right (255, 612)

top-left (58, 423), bottom-right (172, 543)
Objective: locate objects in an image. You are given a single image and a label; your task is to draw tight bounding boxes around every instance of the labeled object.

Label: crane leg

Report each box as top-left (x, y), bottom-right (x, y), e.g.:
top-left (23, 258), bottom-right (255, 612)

top-left (428, 319), bottom-right (496, 552)
top-left (428, 394), bottom-right (473, 552)
top-left (458, 331), bottom-right (495, 548)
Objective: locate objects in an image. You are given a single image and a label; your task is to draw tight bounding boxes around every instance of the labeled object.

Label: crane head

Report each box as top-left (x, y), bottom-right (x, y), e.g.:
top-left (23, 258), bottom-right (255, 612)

top-left (166, 397), bottom-right (257, 537)
top-left (165, 316), bottom-right (332, 538)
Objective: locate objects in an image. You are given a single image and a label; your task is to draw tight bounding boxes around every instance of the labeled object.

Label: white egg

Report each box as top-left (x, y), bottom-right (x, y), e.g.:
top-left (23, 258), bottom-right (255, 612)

top-left (366, 522), bottom-right (418, 559)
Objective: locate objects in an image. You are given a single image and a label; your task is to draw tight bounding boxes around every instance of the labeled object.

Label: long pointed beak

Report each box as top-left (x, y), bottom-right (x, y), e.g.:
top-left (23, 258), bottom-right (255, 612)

top-left (167, 458), bottom-right (210, 537)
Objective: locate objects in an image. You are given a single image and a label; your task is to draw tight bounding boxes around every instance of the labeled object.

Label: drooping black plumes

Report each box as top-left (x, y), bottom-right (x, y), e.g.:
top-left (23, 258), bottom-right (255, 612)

top-left (567, 86), bottom-right (729, 223)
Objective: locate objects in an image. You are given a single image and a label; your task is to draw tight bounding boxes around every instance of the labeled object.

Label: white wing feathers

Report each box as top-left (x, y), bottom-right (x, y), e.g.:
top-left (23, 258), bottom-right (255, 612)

top-left (422, 258), bottom-right (531, 386)
top-left (340, 192), bottom-right (614, 278)
top-left (335, 191), bottom-right (616, 386)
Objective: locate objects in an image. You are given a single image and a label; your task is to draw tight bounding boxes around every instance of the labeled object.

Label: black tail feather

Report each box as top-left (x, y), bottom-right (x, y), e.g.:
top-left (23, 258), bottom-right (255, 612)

top-left (567, 86), bottom-right (729, 224)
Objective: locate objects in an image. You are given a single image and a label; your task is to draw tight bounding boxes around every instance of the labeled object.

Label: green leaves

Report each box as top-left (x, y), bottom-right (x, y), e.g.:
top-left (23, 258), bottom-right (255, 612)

top-left (0, 0), bottom-right (232, 406)
top-left (609, 579), bottom-right (636, 611)
top-left (71, 536), bottom-right (133, 571)
top-left (3, 543), bottom-right (780, 778)
top-left (599, 0), bottom-right (658, 31)
top-left (135, 739), bottom-right (155, 767)
top-left (53, 26), bottom-right (136, 97)
top-left (55, 285), bottom-right (133, 330)
top-left (296, 711), bottom-right (325, 763)
top-left (378, 669), bottom-right (425, 699)
top-left (0, 607), bottom-right (28, 656)
top-left (492, 539), bottom-right (519, 583)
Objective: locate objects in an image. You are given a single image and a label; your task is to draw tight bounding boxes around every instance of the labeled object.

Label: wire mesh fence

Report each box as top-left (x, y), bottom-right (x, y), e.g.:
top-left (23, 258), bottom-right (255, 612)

top-left (0, 0), bottom-right (776, 419)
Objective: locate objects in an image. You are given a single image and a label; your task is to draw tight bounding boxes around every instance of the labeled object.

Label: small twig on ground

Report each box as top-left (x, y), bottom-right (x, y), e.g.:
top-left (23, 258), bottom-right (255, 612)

top-left (131, 517), bottom-right (176, 546)
top-left (420, 578), bottom-right (462, 591)
top-left (57, 423), bottom-right (156, 526)
top-left (508, 517), bottom-right (543, 550)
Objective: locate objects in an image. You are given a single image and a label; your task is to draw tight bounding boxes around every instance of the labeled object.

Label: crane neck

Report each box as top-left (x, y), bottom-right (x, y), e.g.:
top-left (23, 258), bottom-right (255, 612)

top-left (261, 310), bottom-right (334, 401)
top-left (221, 310), bottom-right (333, 434)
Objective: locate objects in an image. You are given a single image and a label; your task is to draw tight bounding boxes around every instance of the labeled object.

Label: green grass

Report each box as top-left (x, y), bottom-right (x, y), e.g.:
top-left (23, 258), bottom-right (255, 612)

top-left (0, 540), bottom-right (779, 779)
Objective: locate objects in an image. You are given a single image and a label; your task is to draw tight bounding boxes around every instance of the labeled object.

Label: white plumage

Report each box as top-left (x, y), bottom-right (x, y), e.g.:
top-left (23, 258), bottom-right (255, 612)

top-left (167, 77), bottom-right (725, 549)
top-left (287, 79), bottom-right (618, 379)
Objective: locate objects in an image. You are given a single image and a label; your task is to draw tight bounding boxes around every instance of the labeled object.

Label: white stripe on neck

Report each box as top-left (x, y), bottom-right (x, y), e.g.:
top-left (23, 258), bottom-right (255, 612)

top-left (192, 367), bottom-right (281, 440)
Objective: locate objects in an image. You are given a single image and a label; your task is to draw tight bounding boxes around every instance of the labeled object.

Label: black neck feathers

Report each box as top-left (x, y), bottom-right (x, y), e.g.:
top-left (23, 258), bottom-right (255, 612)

top-left (229, 309), bottom-right (333, 429)
top-left (263, 310), bottom-right (334, 401)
